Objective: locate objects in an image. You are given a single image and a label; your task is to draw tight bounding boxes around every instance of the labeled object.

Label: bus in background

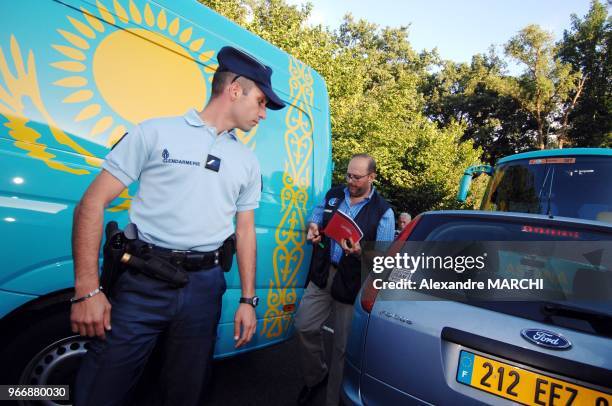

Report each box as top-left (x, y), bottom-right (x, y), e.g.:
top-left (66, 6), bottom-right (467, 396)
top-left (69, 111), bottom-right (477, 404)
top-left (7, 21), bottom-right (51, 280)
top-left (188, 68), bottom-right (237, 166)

top-left (0, 0), bottom-right (331, 390)
top-left (457, 148), bottom-right (612, 223)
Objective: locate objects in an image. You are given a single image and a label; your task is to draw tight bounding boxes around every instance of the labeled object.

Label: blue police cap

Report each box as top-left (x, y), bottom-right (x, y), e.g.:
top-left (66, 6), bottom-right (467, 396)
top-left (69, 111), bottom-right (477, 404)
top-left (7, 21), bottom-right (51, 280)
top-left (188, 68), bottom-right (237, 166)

top-left (217, 46), bottom-right (286, 110)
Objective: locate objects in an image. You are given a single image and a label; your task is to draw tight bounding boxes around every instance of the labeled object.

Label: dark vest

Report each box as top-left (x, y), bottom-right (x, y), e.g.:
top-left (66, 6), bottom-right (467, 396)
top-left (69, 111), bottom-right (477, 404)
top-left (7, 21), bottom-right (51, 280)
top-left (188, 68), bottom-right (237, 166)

top-left (308, 186), bottom-right (390, 304)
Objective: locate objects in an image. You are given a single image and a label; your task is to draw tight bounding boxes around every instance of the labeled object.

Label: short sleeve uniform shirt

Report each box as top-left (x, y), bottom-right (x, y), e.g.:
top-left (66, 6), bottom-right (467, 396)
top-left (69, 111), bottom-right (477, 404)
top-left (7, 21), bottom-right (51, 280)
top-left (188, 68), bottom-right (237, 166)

top-left (103, 109), bottom-right (261, 251)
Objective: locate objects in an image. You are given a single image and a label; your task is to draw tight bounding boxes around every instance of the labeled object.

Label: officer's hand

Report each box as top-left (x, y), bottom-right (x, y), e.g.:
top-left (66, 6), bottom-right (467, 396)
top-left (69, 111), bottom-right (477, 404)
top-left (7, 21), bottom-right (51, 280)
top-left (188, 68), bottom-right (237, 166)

top-left (307, 223), bottom-right (321, 244)
top-left (234, 304), bottom-right (256, 348)
top-left (341, 238), bottom-right (362, 256)
top-left (70, 292), bottom-right (112, 339)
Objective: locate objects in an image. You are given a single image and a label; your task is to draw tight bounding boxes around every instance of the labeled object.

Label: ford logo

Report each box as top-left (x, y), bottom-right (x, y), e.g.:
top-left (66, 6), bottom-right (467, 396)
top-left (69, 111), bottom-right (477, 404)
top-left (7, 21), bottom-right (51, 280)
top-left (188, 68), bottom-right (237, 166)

top-left (521, 329), bottom-right (572, 350)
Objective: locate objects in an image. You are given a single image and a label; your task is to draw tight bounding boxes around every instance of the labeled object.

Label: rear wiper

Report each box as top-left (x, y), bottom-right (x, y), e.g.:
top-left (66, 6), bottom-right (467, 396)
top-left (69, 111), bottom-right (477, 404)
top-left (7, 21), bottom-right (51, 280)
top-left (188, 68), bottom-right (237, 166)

top-left (542, 303), bottom-right (612, 336)
top-left (545, 168), bottom-right (555, 218)
top-left (537, 167), bottom-right (553, 218)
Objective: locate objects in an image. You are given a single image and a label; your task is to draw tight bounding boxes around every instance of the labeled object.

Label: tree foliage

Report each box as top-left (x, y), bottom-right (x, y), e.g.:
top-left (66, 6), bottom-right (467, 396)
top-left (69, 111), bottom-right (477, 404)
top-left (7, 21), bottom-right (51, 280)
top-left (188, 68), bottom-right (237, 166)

top-left (424, 1), bottom-right (610, 158)
top-left (199, 0), bottom-right (609, 216)
top-left (423, 51), bottom-right (537, 164)
top-left (559, 0), bottom-right (612, 147)
top-left (494, 25), bottom-right (584, 149)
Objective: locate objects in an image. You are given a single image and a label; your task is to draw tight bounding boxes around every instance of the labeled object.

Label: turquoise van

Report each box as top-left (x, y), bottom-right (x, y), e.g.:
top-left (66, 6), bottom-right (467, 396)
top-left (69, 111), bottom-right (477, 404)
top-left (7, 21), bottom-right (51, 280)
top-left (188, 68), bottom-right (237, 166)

top-left (0, 0), bottom-right (331, 387)
top-left (457, 148), bottom-right (612, 222)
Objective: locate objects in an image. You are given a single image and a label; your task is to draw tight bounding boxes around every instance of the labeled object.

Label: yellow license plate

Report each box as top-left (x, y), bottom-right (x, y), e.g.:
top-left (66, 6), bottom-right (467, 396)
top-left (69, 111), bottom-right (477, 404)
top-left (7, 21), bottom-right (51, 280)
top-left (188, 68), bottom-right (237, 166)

top-left (457, 350), bottom-right (611, 405)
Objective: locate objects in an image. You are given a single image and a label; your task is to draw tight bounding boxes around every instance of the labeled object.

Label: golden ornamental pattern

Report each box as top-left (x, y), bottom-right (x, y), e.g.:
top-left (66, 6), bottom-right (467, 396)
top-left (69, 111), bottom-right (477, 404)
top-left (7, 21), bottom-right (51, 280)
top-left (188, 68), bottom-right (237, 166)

top-left (261, 56), bottom-right (314, 338)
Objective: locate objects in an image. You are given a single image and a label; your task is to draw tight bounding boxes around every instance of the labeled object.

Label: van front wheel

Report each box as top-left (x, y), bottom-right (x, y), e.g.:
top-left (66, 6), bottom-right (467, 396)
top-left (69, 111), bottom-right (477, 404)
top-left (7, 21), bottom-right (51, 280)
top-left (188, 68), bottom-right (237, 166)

top-left (0, 305), bottom-right (89, 405)
top-left (20, 335), bottom-right (89, 386)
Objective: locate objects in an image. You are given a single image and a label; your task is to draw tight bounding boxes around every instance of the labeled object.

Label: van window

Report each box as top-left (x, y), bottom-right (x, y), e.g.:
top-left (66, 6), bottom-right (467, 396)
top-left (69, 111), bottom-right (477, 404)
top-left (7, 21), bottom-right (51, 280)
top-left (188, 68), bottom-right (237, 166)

top-left (481, 156), bottom-right (612, 221)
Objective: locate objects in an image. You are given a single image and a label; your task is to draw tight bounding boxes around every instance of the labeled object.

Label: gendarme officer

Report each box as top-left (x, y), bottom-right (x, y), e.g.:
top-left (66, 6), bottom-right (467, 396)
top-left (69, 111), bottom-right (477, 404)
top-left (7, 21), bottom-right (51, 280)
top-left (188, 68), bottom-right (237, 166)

top-left (71, 46), bottom-right (285, 405)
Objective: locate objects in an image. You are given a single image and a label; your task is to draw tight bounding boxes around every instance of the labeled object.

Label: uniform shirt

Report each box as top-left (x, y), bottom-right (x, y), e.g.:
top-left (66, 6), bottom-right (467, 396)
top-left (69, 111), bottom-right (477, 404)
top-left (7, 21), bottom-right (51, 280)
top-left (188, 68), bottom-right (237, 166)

top-left (103, 109), bottom-right (261, 251)
top-left (310, 187), bottom-right (395, 264)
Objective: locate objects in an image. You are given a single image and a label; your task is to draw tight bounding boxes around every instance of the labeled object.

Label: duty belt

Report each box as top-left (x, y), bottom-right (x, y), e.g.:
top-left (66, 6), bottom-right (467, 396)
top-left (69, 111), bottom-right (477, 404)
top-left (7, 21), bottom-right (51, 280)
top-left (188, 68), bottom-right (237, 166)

top-left (132, 242), bottom-right (221, 271)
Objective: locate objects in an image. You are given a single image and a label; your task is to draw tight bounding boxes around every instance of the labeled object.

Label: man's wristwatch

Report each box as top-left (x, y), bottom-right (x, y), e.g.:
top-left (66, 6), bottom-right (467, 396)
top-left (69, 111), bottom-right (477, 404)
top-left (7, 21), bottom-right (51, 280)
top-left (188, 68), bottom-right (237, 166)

top-left (239, 296), bottom-right (260, 308)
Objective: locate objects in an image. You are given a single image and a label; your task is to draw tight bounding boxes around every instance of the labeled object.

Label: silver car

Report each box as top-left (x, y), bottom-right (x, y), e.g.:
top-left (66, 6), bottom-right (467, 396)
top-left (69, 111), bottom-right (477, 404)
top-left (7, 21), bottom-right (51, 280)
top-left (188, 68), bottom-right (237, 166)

top-left (342, 211), bottom-right (612, 405)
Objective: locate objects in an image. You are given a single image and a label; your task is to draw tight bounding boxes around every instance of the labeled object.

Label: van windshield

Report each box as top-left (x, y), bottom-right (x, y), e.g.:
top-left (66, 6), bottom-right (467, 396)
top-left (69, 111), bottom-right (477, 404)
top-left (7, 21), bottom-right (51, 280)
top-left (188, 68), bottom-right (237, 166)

top-left (481, 156), bottom-right (612, 222)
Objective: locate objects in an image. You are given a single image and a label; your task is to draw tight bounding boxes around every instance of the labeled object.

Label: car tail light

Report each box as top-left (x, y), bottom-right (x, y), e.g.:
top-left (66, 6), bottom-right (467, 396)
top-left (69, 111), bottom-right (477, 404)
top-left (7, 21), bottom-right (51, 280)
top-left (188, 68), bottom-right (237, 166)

top-left (360, 215), bottom-right (422, 313)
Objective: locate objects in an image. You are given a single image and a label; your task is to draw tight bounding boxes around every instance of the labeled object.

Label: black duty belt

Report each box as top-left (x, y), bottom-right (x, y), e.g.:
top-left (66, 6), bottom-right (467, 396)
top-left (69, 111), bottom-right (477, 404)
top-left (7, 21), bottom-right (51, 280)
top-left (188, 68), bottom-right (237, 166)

top-left (133, 242), bottom-right (221, 271)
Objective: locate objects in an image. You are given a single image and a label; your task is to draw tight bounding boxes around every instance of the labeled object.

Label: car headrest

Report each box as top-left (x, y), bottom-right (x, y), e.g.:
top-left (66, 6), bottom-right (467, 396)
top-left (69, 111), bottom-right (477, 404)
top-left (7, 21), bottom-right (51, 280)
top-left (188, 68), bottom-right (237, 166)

top-left (596, 211), bottom-right (612, 223)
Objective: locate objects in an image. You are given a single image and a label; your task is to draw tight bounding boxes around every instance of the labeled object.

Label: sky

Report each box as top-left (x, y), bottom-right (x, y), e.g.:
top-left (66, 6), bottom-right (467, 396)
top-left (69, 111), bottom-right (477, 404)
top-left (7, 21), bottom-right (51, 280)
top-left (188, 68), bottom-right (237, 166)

top-left (285, 0), bottom-right (595, 71)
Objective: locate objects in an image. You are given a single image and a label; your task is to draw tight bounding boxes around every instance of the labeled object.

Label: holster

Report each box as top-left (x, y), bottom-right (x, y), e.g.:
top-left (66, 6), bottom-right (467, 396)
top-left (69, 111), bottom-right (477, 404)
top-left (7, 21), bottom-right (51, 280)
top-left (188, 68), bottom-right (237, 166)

top-left (219, 234), bottom-right (236, 272)
top-left (125, 239), bottom-right (189, 288)
top-left (100, 221), bottom-right (127, 297)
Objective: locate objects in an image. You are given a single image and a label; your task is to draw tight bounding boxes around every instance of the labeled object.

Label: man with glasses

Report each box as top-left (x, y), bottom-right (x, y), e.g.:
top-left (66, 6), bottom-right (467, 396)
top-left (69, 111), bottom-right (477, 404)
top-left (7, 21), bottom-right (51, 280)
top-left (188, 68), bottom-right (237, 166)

top-left (294, 153), bottom-right (395, 405)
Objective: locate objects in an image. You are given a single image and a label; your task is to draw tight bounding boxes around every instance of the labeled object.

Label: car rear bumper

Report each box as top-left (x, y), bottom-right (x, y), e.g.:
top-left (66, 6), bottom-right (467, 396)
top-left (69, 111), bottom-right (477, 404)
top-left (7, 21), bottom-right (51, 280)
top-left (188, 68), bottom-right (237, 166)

top-left (341, 358), bottom-right (362, 405)
top-left (341, 358), bottom-right (432, 406)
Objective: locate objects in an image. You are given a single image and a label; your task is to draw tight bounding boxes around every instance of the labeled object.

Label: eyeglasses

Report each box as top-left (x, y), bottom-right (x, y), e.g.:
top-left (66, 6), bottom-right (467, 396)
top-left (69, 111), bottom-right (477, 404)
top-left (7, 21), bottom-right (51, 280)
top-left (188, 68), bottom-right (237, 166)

top-left (346, 172), bottom-right (370, 181)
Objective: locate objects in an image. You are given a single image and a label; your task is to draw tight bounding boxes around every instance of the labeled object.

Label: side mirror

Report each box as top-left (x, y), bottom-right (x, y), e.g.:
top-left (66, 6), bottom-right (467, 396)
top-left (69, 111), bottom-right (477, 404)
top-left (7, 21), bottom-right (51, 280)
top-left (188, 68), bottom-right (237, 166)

top-left (456, 165), bottom-right (493, 202)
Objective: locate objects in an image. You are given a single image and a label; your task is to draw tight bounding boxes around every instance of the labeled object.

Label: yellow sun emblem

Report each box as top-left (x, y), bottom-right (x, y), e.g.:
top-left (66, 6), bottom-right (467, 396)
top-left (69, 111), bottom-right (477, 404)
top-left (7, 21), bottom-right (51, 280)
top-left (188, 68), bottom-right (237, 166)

top-left (52, 0), bottom-right (217, 147)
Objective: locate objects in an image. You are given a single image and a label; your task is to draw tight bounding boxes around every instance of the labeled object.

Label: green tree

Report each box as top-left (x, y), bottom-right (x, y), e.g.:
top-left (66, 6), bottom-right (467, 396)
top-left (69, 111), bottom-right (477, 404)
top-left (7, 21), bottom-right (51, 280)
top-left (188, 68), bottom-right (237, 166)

top-left (423, 51), bottom-right (537, 164)
top-left (558, 0), bottom-right (611, 147)
top-left (325, 16), bottom-right (484, 213)
top-left (492, 25), bottom-right (583, 149)
top-left (200, 0), bottom-right (486, 213)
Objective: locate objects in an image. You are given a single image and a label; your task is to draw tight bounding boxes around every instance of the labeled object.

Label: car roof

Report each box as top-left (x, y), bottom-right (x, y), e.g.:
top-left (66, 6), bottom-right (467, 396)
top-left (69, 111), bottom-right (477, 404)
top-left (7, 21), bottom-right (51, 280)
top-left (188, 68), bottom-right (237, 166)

top-left (497, 148), bottom-right (612, 165)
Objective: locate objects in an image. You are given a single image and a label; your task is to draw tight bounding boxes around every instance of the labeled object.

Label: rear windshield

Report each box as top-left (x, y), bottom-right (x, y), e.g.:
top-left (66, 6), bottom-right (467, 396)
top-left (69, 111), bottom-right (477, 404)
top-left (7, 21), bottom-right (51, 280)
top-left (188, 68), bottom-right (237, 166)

top-left (402, 215), bottom-right (612, 338)
top-left (481, 156), bottom-right (612, 222)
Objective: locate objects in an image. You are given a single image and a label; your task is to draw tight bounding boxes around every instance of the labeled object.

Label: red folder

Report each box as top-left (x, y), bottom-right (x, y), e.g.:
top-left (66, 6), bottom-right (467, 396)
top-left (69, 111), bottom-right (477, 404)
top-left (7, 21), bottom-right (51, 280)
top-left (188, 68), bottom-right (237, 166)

top-left (322, 210), bottom-right (364, 245)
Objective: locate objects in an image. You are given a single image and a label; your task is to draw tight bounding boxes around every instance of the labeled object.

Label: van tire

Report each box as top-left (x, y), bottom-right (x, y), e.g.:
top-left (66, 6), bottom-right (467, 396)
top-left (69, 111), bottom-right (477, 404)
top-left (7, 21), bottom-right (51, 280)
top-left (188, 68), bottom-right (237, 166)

top-left (0, 303), bottom-right (88, 404)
